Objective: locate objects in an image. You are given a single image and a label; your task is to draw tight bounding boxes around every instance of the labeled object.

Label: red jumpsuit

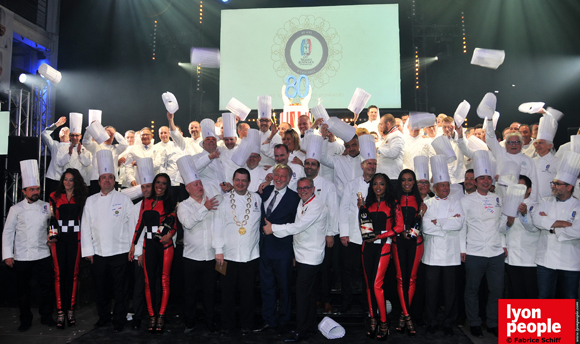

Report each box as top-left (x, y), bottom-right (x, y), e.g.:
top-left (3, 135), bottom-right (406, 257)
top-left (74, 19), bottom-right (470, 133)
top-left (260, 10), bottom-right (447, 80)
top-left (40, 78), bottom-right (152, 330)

top-left (133, 199), bottom-right (176, 317)
top-left (392, 193), bottom-right (424, 317)
top-left (49, 192), bottom-right (82, 313)
top-left (361, 201), bottom-right (404, 322)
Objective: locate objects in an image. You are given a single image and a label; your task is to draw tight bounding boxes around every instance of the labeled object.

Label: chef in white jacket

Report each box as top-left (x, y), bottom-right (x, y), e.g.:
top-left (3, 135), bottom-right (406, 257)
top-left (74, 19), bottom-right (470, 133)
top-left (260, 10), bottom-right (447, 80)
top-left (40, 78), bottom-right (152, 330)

top-left (56, 113), bottom-right (92, 183)
top-left (531, 151), bottom-right (580, 299)
top-left (2, 160), bottom-right (55, 331)
top-left (41, 116), bottom-right (69, 196)
top-left (176, 155), bottom-right (220, 333)
top-left (218, 113), bottom-right (242, 183)
top-left (422, 155), bottom-right (464, 336)
top-left (532, 115), bottom-right (560, 199)
top-left (263, 177), bottom-right (328, 342)
top-left (504, 175), bottom-right (540, 299)
top-left (81, 150), bottom-right (134, 331)
top-left (124, 127), bottom-right (158, 188)
top-left (377, 113), bottom-right (405, 181)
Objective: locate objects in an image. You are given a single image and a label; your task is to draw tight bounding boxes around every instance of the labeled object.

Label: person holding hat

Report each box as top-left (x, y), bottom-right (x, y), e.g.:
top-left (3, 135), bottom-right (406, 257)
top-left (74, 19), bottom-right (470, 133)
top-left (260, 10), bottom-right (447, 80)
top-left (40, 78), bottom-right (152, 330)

top-left (259, 144), bottom-right (306, 192)
top-left (218, 113), bottom-right (242, 183)
top-left (190, 118), bottom-right (227, 197)
top-left (176, 155), bottom-right (220, 334)
top-left (422, 155), bottom-right (465, 336)
top-left (257, 95), bottom-right (283, 167)
top-left (167, 112), bottom-right (203, 155)
top-left (403, 124), bottom-right (434, 171)
top-left (531, 151), bottom-right (580, 299)
top-left (439, 117), bottom-right (466, 184)
top-left (153, 125), bottom-right (188, 201)
top-left (81, 150), bottom-right (134, 332)
top-left (124, 127), bottom-right (158, 189)
top-left (358, 105), bottom-right (381, 134)
top-left (56, 113), bottom-right (92, 184)
top-left (2, 160), bottom-right (56, 332)
top-left (377, 113), bottom-right (405, 181)
top-left (460, 150), bottom-right (511, 338)
top-left (41, 116), bottom-right (70, 196)
top-left (533, 115), bottom-right (560, 199)
top-left (263, 177), bottom-right (328, 342)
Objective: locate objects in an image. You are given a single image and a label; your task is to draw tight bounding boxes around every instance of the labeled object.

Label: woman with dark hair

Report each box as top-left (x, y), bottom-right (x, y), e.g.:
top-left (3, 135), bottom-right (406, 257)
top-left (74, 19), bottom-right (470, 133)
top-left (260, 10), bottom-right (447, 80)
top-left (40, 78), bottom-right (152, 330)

top-left (129, 173), bottom-right (177, 333)
top-left (392, 169), bottom-right (425, 336)
top-left (360, 173), bottom-right (404, 340)
top-left (283, 129), bottom-right (306, 162)
top-left (48, 168), bottom-right (88, 329)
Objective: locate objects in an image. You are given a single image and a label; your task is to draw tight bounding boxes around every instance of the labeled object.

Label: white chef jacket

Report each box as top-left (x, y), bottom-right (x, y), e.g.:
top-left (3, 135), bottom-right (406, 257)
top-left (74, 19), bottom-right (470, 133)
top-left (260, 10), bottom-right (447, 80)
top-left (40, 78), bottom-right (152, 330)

top-left (533, 152), bottom-right (560, 200)
top-left (154, 141), bottom-right (184, 186)
top-left (81, 190), bottom-right (134, 257)
top-left (422, 196), bottom-right (465, 266)
top-left (377, 129), bottom-right (405, 180)
top-left (505, 198), bottom-right (540, 267)
top-left (531, 195), bottom-right (580, 271)
top-left (218, 145), bottom-right (240, 183)
top-left (320, 140), bottom-right (344, 183)
top-left (460, 191), bottom-right (508, 257)
top-left (358, 119), bottom-right (380, 135)
top-left (170, 129), bottom-right (203, 155)
top-left (272, 195), bottom-right (327, 265)
top-left (555, 142), bottom-right (571, 159)
top-left (192, 150), bottom-right (226, 197)
top-left (446, 136), bottom-right (466, 184)
top-left (403, 134), bottom-right (435, 170)
top-left (265, 163), bottom-right (306, 192)
top-left (213, 191), bottom-right (262, 262)
top-left (259, 130), bottom-right (283, 167)
top-left (83, 131), bottom-right (129, 181)
top-left (178, 194), bottom-right (217, 261)
top-left (313, 175), bottom-right (339, 236)
top-left (248, 166), bottom-right (269, 193)
top-left (2, 199), bottom-right (51, 261)
top-left (486, 120), bottom-right (539, 201)
top-left (338, 176), bottom-right (371, 245)
top-left (124, 143), bottom-right (158, 185)
top-left (41, 124), bottom-right (69, 180)
top-left (320, 139), bottom-right (363, 200)
top-left (56, 143), bottom-right (92, 183)
top-left (118, 146), bottom-right (133, 187)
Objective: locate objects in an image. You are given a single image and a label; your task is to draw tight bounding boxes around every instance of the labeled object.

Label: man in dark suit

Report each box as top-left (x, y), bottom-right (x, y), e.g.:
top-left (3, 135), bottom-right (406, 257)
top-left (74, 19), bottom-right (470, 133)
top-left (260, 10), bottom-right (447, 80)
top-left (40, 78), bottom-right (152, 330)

top-left (254, 164), bottom-right (300, 334)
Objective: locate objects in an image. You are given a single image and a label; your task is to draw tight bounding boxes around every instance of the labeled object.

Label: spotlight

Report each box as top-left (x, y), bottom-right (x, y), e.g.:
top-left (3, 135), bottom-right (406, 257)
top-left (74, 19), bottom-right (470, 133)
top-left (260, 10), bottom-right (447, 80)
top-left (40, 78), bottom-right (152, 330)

top-left (434, 56), bottom-right (439, 61)
top-left (37, 63), bottom-right (62, 84)
top-left (19, 73), bottom-right (27, 83)
top-left (222, 0), bottom-right (229, 2)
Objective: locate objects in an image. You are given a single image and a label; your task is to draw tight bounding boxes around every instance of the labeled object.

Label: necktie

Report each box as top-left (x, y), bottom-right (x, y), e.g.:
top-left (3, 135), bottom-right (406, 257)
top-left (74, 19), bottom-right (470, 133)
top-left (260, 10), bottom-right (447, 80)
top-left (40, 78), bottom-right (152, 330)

top-left (144, 145), bottom-right (148, 150)
top-left (266, 191), bottom-right (278, 217)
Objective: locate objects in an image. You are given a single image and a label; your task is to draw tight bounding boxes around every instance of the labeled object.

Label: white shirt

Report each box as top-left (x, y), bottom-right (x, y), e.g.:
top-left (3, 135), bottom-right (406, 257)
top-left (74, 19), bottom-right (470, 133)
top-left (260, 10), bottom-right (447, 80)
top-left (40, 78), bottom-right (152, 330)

top-left (213, 191), bottom-right (262, 262)
top-left (178, 194), bottom-right (217, 261)
top-left (56, 143), bottom-right (92, 183)
top-left (377, 129), bottom-right (405, 180)
top-left (154, 141), bottom-right (184, 186)
top-left (555, 141), bottom-right (571, 159)
top-left (193, 151), bottom-right (225, 197)
top-left (81, 190), bottom-right (134, 257)
top-left (170, 130), bottom-right (203, 155)
top-left (422, 196), bottom-right (465, 266)
top-left (505, 198), bottom-right (540, 267)
top-left (460, 191), bottom-right (507, 257)
top-left (532, 195), bottom-right (580, 271)
top-left (2, 199), bottom-right (51, 261)
top-left (403, 134), bottom-right (434, 170)
top-left (534, 152), bottom-right (560, 200)
top-left (338, 176), bottom-right (371, 245)
top-left (41, 124), bottom-right (69, 180)
top-left (265, 163), bottom-right (305, 192)
top-left (445, 136), bottom-right (466, 184)
top-left (320, 139), bottom-right (363, 200)
top-left (320, 140), bottom-right (344, 183)
top-left (248, 166), bottom-right (269, 193)
top-left (259, 130), bottom-right (283, 167)
top-left (83, 132), bottom-right (129, 181)
top-left (129, 200), bottom-right (143, 257)
top-left (218, 145), bottom-right (241, 184)
top-left (313, 175), bottom-right (339, 236)
top-left (273, 195), bottom-right (328, 265)
top-left (124, 143), bottom-right (158, 185)
top-left (264, 186), bottom-right (287, 214)
top-left (358, 119), bottom-right (380, 134)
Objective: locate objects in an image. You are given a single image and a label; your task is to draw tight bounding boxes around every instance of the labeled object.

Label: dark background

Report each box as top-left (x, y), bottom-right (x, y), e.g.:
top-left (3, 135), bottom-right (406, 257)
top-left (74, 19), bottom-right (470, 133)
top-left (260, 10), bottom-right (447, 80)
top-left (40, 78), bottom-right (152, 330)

top-left (55, 0), bottom-right (580, 147)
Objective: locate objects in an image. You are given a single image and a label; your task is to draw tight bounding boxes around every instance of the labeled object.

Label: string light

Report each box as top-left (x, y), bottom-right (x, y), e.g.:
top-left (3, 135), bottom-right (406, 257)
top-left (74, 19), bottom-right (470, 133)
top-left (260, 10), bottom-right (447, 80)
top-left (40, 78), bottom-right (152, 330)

top-left (152, 20), bottom-right (157, 60)
top-left (461, 12), bottom-right (466, 53)
top-left (200, 1), bottom-right (203, 24)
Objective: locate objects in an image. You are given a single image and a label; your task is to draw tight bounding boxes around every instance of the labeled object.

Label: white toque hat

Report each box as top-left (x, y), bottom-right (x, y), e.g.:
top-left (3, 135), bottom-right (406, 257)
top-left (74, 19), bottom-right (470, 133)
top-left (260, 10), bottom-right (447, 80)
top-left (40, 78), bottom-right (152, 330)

top-left (226, 97), bottom-right (251, 121)
top-left (231, 130), bottom-right (260, 167)
top-left (200, 119), bottom-right (217, 140)
top-left (222, 113), bottom-right (236, 138)
top-left (477, 93), bottom-right (497, 119)
top-left (518, 102), bottom-right (545, 114)
top-left (536, 114), bottom-right (558, 142)
top-left (546, 107), bottom-right (564, 121)
top-left (408, 112), bottom-right (436, 130)
top-left (497, 161), bottom-right (520, 187)
top-left (257, 95), bottom-right (272, 119)
top-left (453, 100), bottom-right (470, 128)
top-left (69, 112), bottom-right (83, 134)
top-left (311, 104), bottom-right (330, 123)
top-left (136, 157), bottom-right (155, 185)
top-left (177, 155), bottom-right (200, 185)
top-left (96, 150), bottom-right (115, 176)
top-left (85, 120), bottom-right (110, 145)
top-left (247, 128), bottom-right (261, 154)
top-left (502, 184), bottom-right (527, 217)
top-left (467, 135), bottom-right (488, 151)
top-left (347, 88), bottom-right (371, 115)
top-left (430, 155), bottom-right (450, 184)
top-left (473, 150), bottom-right (493, 178)
top-left (471, 48), bottom-right (505, 69)
top-left (88, 109), bottom-right (102, 124)
top-left (162, 92), bottom-right (179, 114)
top-left (571, 135), bottom-right (580, 154)
top-left (306, 135), bottom-right (323, 162)
top-left (327, 117), bottom-right (356, 142)
top-left (414, 155), bottom-right (429, 181)
top-left (555, 151), bottom-right (580, 185)
top-left (431, 136), bottom-right (457, 163)
top-left (359, 134), bottom-right (377, 161)
top-left (20, 159), bottom-right (40, 189)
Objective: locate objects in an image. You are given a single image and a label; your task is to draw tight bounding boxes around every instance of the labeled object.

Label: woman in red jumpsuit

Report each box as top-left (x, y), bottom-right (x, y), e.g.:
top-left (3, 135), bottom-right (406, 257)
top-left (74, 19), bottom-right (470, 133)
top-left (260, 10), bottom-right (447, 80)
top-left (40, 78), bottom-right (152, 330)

top-left (48, 168), bottom-right (88, 330)
top-left (361, 173), bottom-right (404, 340)
top-left (129, 173), bottom-right (177, 333)
top-left (392, 169), bottom-right (425, 336)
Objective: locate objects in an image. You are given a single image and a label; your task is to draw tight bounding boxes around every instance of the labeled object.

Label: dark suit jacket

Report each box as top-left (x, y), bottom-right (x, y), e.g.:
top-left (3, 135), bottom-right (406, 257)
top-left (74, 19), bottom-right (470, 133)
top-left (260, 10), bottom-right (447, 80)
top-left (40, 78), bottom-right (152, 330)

top-left (260, 185), bottom-right (300, 260)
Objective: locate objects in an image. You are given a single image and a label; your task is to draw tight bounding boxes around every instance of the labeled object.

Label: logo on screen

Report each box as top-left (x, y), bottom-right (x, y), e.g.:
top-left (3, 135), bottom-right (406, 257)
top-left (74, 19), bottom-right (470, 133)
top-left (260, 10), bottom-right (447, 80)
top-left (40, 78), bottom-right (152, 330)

top-left (301, 39), bottom-right (311, 57)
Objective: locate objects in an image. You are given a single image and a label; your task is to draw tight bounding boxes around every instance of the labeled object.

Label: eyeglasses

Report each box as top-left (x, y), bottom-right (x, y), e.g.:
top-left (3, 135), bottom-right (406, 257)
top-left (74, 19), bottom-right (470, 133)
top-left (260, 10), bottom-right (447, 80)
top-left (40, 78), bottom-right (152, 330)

top-left (296, 186), bottom-right (313, 191)
top-left (550, 181), bottom-right (568, 187)
top-left (417, 181), bottom-right (429, 185)
top-left (506, 140), bottom-right (521, 145)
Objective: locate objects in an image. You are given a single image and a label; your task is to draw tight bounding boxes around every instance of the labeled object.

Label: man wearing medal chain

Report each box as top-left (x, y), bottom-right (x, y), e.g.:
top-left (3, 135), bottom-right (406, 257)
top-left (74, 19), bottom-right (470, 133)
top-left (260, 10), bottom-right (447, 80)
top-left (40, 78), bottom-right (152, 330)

top-left (213, 168), bottom-right (262, 336)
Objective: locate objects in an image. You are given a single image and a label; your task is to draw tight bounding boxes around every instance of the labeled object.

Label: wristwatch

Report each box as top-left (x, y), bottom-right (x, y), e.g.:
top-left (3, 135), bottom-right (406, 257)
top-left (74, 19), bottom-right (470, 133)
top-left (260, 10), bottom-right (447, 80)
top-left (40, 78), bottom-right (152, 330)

top-left (549, 228), bottom-right (555, 234)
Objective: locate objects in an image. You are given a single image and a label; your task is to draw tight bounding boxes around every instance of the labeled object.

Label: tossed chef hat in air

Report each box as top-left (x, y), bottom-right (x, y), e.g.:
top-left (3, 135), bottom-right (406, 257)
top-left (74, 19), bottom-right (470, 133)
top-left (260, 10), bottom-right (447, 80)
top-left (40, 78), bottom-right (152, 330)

top-left (471, 48), bottom-right (505, 69)
top-left (408, 112), bottom-right (436, 131)
top-left (477, 93), bottom-right (497, 120)
top-left (96, 150), bottom-right (115, 176)
top-left (467, 135), bottom-right (488, 151)
top-left (453, 100), bottom-right (470, 128)
top-left (327, 117), bottom-right (356, 142)
top-left (518, 102), bottom-right (545, 114)
top-left (88, 109), bottom-right (102, 124)
top-left (136, 157), bottom-right (155, 185)
top-left (358, 134), bottom-right (377, 161)
top-left (162, 92), bottom-right (179, 114)
top-left (430, 155), bottom-right (450, 184)
top-left (222, 112), bottom-right (237, 138)
top-left (69, 112), bottom-right (83, 134)
top-left (226, 97), bottom-right (251, 121)
top-left (177, 155), bottom-right (200, 185)
top-left (431, 135), bottom-right (457, 163)
top-left (20, 159), bottom-right (40, 189)
top-left (311, 104), bottom-right (330, 123)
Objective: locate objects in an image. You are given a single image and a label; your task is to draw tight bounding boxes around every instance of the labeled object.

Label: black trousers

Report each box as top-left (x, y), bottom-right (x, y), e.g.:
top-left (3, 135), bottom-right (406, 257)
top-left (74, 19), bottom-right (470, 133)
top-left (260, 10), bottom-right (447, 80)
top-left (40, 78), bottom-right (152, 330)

top-left (296, 262), bottom-right (320, 334)
top-left (183, 258), bottom-right (217, 328)
top-left (340, 242), bottom-right (362, 307)
top-left (506, 264), bottom-right (538, 299)
top-left (13, 257), bottom-right (54, 324)
top-left (131, 260), bottom-right (145, 322)
top-left (93, 253), bottom-right (129, 326)
top-left (424, 264), bottom-right (458, 327)
top-left (50, 232), bottom-right (81, 311)
top-left (317, 234), bottom-right (338, 304)
top-left (220, 258), bottom-right (259, 331)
